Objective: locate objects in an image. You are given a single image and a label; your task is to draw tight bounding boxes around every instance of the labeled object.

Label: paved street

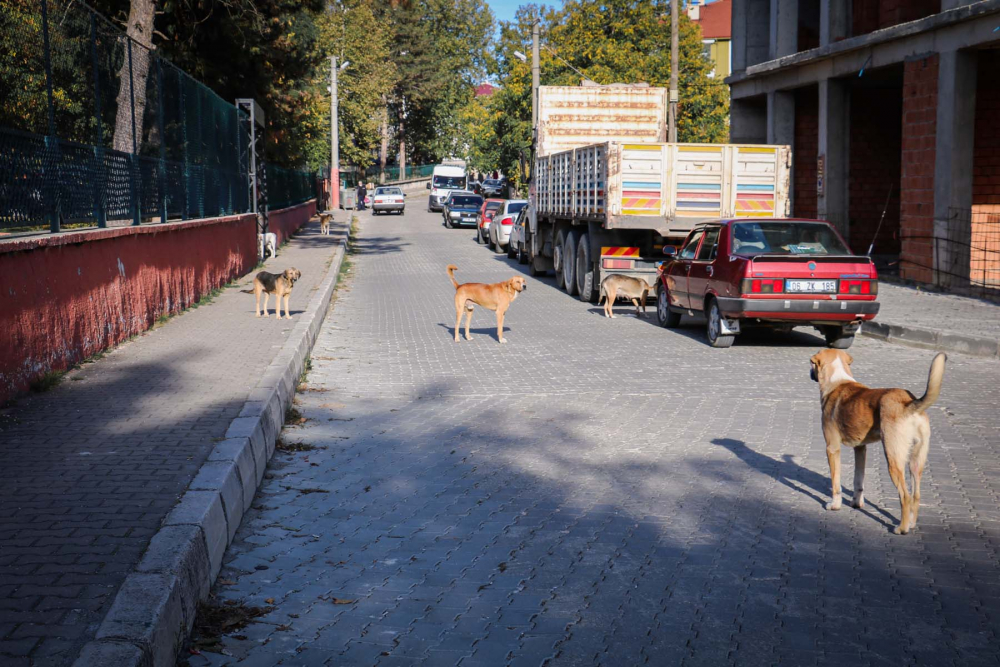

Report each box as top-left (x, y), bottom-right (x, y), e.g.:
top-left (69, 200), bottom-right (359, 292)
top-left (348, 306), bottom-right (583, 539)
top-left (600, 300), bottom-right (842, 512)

top-left (195, 201), bottom-right (1000, 667)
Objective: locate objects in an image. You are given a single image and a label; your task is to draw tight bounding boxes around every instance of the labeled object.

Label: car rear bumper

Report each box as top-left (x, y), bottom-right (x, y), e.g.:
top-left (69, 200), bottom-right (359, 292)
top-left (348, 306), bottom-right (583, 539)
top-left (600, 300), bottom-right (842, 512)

top-left (373, 204), bottom-right (403, 211)
top-left (716, 296), bottom-right (880, 320)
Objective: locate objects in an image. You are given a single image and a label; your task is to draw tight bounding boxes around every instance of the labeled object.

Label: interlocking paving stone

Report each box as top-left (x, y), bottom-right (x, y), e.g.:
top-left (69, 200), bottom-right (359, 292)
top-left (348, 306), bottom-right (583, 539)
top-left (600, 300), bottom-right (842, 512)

top-left (0, 216), bottom-right (346, 666)
top-left (195, 202), bottom-right (1000, 666)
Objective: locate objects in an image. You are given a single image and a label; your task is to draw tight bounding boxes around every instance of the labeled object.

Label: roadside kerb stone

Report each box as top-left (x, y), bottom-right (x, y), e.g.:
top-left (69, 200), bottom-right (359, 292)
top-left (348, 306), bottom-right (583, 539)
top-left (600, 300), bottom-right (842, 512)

top-left (861, 320), bottom-right (1000, 358)
top-left (71, 234), bottom-right (349, 667)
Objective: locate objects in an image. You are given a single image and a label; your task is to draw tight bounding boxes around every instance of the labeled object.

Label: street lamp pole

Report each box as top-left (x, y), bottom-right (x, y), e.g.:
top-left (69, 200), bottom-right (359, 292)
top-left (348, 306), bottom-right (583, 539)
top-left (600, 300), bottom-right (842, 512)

top-left (531, 20), bottom-right (539, 147)
top-left (668, 0), bottom-right (679, 142)
top-left (330, 55), bottom-right (340, 210)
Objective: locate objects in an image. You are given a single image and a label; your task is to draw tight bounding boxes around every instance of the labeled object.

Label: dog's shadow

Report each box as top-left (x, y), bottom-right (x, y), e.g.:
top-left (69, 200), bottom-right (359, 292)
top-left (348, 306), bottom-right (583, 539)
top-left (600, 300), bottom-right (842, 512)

top-left (437, 322), bottom-right (510, 343)
top-left (711, 438), bottom-right (897, 531)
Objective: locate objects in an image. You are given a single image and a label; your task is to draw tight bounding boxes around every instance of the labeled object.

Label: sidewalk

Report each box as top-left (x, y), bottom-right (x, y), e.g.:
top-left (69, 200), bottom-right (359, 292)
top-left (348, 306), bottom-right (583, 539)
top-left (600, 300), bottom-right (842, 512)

top-left (863, 282), bottom-right (1000, 358)
top-left (0, 214), bottom-right (348, 667)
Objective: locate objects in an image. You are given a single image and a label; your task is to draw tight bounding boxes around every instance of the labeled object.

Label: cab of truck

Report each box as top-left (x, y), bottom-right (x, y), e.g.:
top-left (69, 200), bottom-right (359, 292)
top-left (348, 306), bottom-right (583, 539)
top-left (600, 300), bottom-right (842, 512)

top-left (427, 165), bottom-right (467, 212)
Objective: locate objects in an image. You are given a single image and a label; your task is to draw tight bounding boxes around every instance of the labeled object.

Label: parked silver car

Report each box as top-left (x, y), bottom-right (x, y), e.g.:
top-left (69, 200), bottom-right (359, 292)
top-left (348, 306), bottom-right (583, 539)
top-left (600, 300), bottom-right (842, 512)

top-left (488, 199), bottom-right (527, 253)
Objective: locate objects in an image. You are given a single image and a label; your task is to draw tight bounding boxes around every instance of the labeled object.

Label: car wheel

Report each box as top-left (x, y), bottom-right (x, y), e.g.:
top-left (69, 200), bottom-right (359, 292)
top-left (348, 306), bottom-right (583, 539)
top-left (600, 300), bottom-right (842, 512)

top-left (705, 299), bottom-right (736, 348)
top-left (553, 229), bottom-right (566, 285)
top-left (576, 233), bottom-right (596, 302)
top-left (563, 230), bottom-right (579, 295)
top-left (445, 216), bottom-right (453, 229)
top-left (657, 289), bottom-right (682, 328)
top-left (824, 326), bottom-right (855, 349)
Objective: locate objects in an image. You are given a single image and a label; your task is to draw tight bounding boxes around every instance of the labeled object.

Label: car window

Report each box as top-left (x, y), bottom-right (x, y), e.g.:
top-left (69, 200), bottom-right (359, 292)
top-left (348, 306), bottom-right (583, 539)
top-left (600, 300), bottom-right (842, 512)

top-left (696, 227), bottom-right (721, 261)
top-left (433, 175), bottom-right (465, 189)
top-left (730, 222), bottom-right (852, 257)
top-left (506, 201), bottom-right (527, 214)
top-left (375, 187), bottom-right (401, 196)
top-left (485, 201), bottom-right (503, 211)
top-left (451, 196), bottom-right (483, 207)
top-left (679, 231), bottom-right (704, 260)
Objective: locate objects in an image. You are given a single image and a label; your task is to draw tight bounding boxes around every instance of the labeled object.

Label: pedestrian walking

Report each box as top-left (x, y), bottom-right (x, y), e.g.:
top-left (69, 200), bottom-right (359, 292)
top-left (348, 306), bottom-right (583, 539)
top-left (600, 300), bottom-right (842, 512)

top-left (357, 182), bottom-right (367, 211)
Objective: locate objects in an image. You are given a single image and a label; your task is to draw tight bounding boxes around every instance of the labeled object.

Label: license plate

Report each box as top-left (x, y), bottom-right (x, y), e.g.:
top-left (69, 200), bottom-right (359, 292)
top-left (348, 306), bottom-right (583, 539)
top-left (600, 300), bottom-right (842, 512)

top-left (786, 280), bottom-right (836, 293)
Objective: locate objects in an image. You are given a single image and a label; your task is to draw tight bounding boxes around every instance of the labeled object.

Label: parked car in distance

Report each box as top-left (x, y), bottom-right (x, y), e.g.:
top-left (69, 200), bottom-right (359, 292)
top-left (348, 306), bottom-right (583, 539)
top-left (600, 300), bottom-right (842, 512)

top-left (477, 199), bottom-right (505, 244)
top-left (428, 165), bottom-right (467, 212)
top-left (468, 180), bottom-right (483, 195)
top-left (656, 218), bottom-right (880, 349)
top-left (488, 199), bottom-right (528, 253)
top-left (481, 178), bottom-right (504, 198)
top-left (371, 186), bottom-right (405, 215)
top-left (508, 206), bottom-right (529, 263)
top-left (442, 193), bottom-right (484, 229)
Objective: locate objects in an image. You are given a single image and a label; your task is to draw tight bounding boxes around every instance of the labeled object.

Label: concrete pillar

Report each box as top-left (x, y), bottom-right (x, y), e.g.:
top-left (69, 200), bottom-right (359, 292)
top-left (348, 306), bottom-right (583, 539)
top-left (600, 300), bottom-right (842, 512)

top-left (820, 0), bottom-right (850, 46)
top-left (731, 96), bottom-right (768, 144)
top-left (817, 78), bottom-right (849, 234)
top-left (732, 0), bottom-right (748, 73)
top-left (746, 0), bottom-right (771, 66)
top-left (933, 50), bottom-right (977, 287)
top-left (769, 0), bottom-right (799, 60)
top-left (767, 91), bottom-right (795, 145)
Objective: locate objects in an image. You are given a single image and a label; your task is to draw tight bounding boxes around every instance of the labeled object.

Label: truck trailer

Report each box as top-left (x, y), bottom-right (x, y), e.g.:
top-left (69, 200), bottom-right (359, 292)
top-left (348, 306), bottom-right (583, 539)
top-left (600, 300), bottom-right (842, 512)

top-left (526, 85), bottom-right (792, 302)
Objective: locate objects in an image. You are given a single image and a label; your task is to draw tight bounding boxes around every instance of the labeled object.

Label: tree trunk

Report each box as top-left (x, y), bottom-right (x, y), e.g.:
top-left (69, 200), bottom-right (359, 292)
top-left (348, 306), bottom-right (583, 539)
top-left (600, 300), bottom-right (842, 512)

top-left (398, 115), bottom-right (406, 182)
top-left (379, 98), bottom-right (389, 183)
top-left (112, 0), bottom-right (156, 153)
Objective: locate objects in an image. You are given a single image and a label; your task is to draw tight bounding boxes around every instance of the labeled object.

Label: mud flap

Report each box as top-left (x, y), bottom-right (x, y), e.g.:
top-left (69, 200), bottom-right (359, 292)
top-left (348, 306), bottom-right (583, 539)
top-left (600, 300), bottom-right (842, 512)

top-left (721, 318), bottom-right (741, 335)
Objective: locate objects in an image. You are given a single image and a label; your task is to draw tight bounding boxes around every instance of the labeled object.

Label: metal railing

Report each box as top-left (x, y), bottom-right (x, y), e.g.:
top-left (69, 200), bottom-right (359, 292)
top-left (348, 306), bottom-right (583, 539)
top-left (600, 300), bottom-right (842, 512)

top-left (899, 207), bottom-right (1000, 298)
top-left (0, 0), bottom-right (314, 236)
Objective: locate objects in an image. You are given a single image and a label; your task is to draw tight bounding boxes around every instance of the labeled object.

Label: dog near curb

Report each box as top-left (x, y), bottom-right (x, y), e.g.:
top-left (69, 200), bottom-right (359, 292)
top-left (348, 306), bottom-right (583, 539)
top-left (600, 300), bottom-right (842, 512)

top-left (319, 212), bottom-right (334, 236)
top-left (598, 274), bottom-right (651, 318)
top-left (810, 349), bottom-right (947, 535)
top-left (447, 264), bottom-right (526, 343)
top-left (241, 268), bottom-right (301, 319)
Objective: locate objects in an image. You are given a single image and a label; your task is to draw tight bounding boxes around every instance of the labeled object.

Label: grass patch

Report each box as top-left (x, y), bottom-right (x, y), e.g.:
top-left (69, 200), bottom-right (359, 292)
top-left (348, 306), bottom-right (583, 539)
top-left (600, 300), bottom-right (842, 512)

top-left (285, 406), bottom-right (307, 426)
top-left (297, 356), bottom-right (313, 390)
top-left (276, 438), bottom-right (318, 453)
top-left (186, 599), bottom-right (274, 655)
top-left (29, 370), bottom-right (65, 393)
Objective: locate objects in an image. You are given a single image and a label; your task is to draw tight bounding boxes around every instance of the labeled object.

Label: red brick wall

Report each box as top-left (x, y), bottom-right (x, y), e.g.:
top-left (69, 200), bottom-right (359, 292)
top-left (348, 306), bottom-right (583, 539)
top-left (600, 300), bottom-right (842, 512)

top-left (793, 87), bottom-right (818, 219)
top-left (848, 87), bottom-right (902, 256)
top-left (853, 0), bottom-right (939, 35)
top-left (972, 50), bottom-right (1000, 287)
top-left (0, 200), bottom-right (315, 404)
top-left (900, 55), bottom-right (939, 283)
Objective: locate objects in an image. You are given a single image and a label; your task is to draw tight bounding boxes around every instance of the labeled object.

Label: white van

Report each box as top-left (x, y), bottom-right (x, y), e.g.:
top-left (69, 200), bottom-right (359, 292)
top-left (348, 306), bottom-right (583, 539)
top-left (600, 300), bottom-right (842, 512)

top-left (427, 165), bottom-right (467, 212)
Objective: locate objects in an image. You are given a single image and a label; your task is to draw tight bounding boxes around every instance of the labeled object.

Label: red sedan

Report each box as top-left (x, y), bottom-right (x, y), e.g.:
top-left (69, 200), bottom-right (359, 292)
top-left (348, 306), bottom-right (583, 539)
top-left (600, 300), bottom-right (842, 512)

top-left (477, 198), bottom-right (504, 245)
top-left (656, 218), bottom-right (880, 348)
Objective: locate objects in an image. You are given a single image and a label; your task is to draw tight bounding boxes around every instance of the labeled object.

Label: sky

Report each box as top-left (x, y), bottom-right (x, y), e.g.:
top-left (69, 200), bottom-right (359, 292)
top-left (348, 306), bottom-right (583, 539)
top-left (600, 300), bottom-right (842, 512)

top-left (486, 0), bottom-right (554, 23)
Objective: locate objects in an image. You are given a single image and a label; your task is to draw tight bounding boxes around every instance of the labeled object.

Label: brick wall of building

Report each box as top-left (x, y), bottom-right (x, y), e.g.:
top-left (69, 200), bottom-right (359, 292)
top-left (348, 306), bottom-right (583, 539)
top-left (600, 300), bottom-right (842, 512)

top-left (972, 49), bottom-right (1000, 287)
top-left (793, 87), bottom-right (819, 219)
top-left (848, 87), bottom-right (902, 256)
top-left (899, 55), bottom-right (939, 284)
top-left (853, 0), bottom-right (940, 36)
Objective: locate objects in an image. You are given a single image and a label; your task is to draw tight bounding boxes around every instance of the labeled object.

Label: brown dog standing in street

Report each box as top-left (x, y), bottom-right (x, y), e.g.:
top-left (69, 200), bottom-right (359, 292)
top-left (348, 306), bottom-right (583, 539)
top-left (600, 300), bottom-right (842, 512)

top-left (810, 349), bottom-right (946, 534)
top-left (241, 268), bottom-right (301, 319)
top-left (598, 274), bottom-right (651, 318)
top-left (447, 264), bottom-right (526, 343)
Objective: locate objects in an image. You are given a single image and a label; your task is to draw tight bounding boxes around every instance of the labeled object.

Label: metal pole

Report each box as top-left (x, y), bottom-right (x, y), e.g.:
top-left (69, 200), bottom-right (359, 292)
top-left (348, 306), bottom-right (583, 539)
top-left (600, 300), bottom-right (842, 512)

top-left (668, 0), bottom-right (679, 143)
top-left (330, 56), bottom-right (340, 210)
top-left (531, 21), bottom-right (539, 150)
top-left (40, 0), bottom-right (60, 233)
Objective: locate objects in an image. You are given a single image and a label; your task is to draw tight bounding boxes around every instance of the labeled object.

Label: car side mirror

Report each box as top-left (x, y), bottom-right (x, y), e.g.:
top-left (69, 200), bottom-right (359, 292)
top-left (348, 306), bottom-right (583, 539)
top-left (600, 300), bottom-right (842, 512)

top-left (426, 182), bottom-right (431, 190)
top-left (662, 246), bottom-right (677, 257)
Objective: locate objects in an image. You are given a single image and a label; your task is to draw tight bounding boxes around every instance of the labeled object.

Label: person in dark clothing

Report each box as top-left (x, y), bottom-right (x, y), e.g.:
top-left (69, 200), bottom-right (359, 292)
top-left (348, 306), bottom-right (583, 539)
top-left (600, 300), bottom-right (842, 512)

top-left (357, 182), bottom-right (367, 210)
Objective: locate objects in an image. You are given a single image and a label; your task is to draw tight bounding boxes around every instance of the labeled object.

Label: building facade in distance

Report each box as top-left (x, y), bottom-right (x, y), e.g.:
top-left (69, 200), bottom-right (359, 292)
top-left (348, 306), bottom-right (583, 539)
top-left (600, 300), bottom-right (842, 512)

top-left (689, 0), bottom-right (733, 80)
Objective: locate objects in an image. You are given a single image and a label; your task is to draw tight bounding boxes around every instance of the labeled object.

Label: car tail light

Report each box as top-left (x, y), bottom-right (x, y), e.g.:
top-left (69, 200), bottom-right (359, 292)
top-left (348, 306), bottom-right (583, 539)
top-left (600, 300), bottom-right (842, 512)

top-left (839, 279), bottom-right (878, 295)
top-left (741, 278), bottom-right (784, 294)
top-left (500, 216), bottom-right (514, 225)
top-left (603, 259), bottom-right (635, 269)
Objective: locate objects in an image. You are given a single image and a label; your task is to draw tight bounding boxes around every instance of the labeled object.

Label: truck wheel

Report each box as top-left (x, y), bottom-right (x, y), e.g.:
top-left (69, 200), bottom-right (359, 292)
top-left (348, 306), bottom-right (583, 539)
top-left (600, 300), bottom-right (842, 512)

top-left (576, 234), bottom-right (597, 302)
top-left (824, 326), bottom-right (855, 349)
top-left (657, 289), bottom-right (681, 328)
top-left (517, 242), bottom-right (528, 265)
top-left (563, 230), bottom-right (579, 295)
top-left (554, 229), bottom-right (566, 284)
top-left (706, 299), bottom-right (735, 348)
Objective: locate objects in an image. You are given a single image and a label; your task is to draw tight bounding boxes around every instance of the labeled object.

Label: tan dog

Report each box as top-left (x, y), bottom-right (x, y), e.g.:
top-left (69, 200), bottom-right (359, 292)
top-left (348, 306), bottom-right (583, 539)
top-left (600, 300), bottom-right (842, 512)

top-left (598, 274), bottom-right (651, 318)
top-left (319, 212), bottom-right (333, 236)
top-left (810, 349), bottom-right (946, 535)
top-left (447, 264), bottom-right (526, 343)
top-left (241, 268), bottom-right (302, 319)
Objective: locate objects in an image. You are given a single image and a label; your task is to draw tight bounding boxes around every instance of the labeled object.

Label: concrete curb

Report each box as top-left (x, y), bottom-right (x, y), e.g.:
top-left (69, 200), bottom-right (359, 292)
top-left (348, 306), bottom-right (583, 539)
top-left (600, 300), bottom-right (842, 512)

top-left (72, 227), bottom-right (350, 667)
top-left (861, 320), bottom-right (1000, 359)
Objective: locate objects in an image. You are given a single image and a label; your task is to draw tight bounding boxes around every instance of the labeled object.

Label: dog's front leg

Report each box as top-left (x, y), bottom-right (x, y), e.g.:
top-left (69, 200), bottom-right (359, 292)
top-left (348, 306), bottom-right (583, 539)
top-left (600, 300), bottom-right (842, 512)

top-left (283, 294), bottom-right (291, 319)
top-left (497, 307), bottom-right (507, 344)
top-left (464, 308), bottom-right (473, 341)
top-left (825, 439), bottom-right (843, 511)
top-left (262, 293), bottom-right (270, 318)
top-left (853, 445), bottom-right (867, 508)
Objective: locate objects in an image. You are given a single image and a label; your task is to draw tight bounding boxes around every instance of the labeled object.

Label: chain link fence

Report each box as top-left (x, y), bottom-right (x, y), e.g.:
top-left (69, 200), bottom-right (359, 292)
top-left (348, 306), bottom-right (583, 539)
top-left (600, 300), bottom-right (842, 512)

top-left (0, 0), bottom-right (314, 236)
top-left (900, 207), bottom-right (1000, 298)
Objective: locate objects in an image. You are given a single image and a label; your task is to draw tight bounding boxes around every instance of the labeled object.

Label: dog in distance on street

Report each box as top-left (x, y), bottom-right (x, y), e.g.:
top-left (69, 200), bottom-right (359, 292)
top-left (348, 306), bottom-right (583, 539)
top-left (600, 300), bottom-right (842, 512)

top-left (319, 212), bottom-right (334, 236)
top-left (241, 268), bottom-right (302, 320)
top-left (810, 349), bottom-right (947, 535)
top-left (598, 274), bottom-right (651, 318)
top-left (447, 264), bottom-right (526, 344)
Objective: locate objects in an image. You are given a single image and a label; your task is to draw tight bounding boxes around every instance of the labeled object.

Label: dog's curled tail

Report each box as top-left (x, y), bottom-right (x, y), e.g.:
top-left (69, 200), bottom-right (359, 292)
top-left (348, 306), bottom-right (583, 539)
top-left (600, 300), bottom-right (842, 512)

top-left (908, 352), bottom-right (947, 414)
top-left (447, 264), bottom-right (459, 289)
